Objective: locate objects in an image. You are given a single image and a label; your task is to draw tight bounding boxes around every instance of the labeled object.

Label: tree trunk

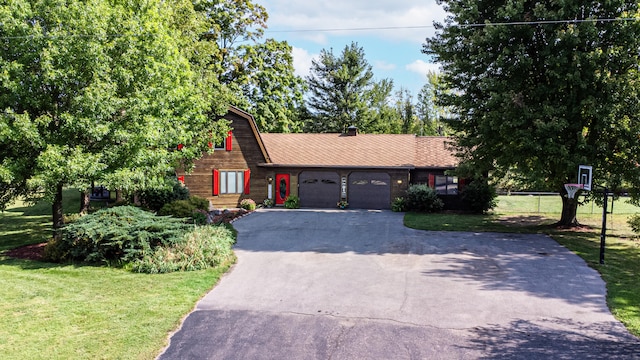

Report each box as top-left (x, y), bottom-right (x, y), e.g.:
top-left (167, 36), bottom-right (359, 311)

top-left (557, 194), bottom-right (580, 227)
top-left (115, 189), bottom-right (123, 203)
top-left (52, 183), bottom-right (64, 238)
top-left (79, 189), bottom-right (91, 214)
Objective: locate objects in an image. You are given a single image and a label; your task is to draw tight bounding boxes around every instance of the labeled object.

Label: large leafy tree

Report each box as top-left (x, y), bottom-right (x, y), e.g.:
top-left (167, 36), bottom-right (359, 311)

top-left (425, 0), bottom-right (640, 226)
top-left (195, 0), bottom-right (305, 132)
top-left (0, 0), bottom-right (228, 229)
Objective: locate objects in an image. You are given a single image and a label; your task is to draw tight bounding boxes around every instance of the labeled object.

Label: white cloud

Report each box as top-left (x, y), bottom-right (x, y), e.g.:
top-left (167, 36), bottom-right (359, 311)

top-left (291, 46), bottom-right (318, 78)
top-left (405, 60), bottom-right (441, 78)
top-left (374, 60), bottom-right (396, 71)
top-left (263, 0), bottom-right (447, 44)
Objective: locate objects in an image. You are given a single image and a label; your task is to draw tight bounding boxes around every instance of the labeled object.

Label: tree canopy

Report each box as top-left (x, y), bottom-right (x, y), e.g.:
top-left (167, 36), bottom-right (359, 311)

top-left (194, 0), bottom-right (306, 132)
top-left (0, 0), bottom-right (228, 227)
top-left (424, 0), bottom-right (640, 225)
top-left (305, 42), bottom-right (390, 133)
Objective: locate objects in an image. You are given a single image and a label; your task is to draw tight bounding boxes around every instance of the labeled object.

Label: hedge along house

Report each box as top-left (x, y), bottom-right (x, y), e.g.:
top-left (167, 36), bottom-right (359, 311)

top-left (177, 106), bottom-right (460, 210)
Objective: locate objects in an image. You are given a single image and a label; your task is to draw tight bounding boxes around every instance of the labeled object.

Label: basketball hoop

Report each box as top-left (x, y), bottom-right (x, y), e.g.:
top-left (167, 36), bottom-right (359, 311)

top-left (564, 183), bottom-right (584, 199)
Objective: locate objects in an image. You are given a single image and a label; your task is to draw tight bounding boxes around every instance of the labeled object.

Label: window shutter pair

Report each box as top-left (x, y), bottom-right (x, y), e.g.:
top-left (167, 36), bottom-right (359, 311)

top-left (212, 169), bottom-right (251, 195)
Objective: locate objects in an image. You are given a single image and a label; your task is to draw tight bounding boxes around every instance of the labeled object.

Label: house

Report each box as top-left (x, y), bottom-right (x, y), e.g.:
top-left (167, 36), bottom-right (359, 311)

top-left (177, 107), bottom-right (460, 210)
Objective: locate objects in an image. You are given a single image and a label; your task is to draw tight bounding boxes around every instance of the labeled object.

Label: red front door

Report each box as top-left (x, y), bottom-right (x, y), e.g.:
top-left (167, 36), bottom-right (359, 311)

top-left (275, 174), bottom-right (290, 205)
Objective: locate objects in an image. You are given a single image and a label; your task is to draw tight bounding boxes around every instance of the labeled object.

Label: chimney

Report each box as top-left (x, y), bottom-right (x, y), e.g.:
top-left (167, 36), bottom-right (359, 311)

top-left (346, 125), bottom-right (357, 136)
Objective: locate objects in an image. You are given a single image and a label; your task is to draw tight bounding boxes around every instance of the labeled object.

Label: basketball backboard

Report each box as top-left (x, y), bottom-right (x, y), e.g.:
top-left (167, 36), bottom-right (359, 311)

top-left (578, 165), bottom-right (592, 191)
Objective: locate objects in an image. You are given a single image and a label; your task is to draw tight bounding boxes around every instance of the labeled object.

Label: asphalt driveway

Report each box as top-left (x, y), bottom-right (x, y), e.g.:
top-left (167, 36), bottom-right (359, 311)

top-left (159, 209), bottom-right (640, 359)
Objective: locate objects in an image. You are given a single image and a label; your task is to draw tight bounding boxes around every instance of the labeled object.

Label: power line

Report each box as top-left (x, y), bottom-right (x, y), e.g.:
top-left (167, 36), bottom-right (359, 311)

top-left (265, 17), bottom-right (638, 34)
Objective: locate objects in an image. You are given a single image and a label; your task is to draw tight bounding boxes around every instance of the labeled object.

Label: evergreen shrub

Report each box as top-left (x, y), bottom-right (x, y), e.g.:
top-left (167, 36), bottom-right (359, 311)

top-left (404, 184), bottom-right (444, 212)
top-left (158, 196), bottom-right (210, 218)
top-left (138, 178), bottom-right (190, 212)
top-left (45, 206), bottom-right (191, 265)
top-left (460, 179), bottom-right (497, 214)
top-left (284, 195), bottom-right (300, 209)
top-left (391, 197), bottom-right (406, 212)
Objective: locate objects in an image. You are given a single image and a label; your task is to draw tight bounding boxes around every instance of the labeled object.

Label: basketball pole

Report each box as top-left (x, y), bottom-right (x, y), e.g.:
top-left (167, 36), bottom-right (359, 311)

top-left (599, 187), bottom-right (608, 265)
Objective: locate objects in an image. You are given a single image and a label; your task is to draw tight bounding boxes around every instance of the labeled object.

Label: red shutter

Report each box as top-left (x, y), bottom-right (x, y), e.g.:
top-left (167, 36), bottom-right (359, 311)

top-left (458, 178), bottom-right (465, 191)
top-left (213, 169), bottom-right (219, 196)
top-left (428, 174), bottom-right (435, 188)
top-left (225, 131), bottom-right (233, 151)
top-left (244, 169), bottom-right (251, 194)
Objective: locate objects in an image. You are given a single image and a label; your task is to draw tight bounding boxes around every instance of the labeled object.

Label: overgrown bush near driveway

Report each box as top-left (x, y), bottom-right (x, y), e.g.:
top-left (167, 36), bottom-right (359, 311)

top-left (44, 206), bottom-right (236, 273)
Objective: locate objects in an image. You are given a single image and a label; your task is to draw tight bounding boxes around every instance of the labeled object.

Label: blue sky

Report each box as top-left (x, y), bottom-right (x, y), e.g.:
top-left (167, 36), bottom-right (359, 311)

top-left (258, 0), bottom-right (448, 97)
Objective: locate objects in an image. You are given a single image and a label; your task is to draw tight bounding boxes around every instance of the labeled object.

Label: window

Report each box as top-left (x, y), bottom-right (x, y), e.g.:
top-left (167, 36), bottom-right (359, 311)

top-left (220, 171), bottom-right (243, 194)
top-left (213, 138), bottom-right (226, 150)
top-left (435, 176), bottom-right (458, 195)
top-left (213, 169), bottom-right (250, 195)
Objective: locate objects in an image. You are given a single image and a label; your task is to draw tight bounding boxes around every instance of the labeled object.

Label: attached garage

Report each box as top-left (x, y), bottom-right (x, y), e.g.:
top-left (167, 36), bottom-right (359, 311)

top-left (299, 171), bottom-right (340, 208)
top-left (348, 172), bottom-right (391, 209)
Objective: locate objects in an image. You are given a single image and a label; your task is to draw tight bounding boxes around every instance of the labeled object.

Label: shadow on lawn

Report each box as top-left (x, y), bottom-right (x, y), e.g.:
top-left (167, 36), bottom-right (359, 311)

top-left (459, 318), bottom-right (640, 359)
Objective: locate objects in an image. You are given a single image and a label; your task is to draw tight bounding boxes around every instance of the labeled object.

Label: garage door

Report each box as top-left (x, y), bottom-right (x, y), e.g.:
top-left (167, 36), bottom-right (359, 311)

top-left (348, 172), bottom-right (391, 209)
top-left (299, 171), bottom-right (340, 208)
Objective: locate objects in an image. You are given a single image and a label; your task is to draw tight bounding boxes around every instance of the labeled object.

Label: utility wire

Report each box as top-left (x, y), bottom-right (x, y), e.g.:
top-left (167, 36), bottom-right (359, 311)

top-left (265, 17), bottom-right (638, 34)
top-left (2, 17), bottom-right (637, 40)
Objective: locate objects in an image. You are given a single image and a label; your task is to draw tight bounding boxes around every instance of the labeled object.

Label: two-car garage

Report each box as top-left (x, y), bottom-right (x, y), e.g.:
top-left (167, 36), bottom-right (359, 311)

top-left (298, 171), bottom-right (391, 209)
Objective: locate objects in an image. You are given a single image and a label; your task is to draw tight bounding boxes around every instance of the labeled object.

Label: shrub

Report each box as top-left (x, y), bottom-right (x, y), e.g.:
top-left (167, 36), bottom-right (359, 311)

top-left (628, 214), bottom-right (640, 235)
top-left (284, 195), bottom-right (300, 209)
top-left (262, 198), bottom-right (274, 208)
top-left (240, 198), bottom-right (256, 211)
top-left (138, 178), bottom-right (190, 212)
top-left (191, 209), bottom-right (209, 226)
top-left (460, 179), bottom-right (497, 214)
top-left (158, 196), bottom-right (210, 218)
top-left (391, 197), bottom-right (406, 212)
top-left (404, 184), bottom-right (444, 213)
top-left (131, 225), bottom-right (236, 273)
top-left (44, 206), bottom-right (191, 265)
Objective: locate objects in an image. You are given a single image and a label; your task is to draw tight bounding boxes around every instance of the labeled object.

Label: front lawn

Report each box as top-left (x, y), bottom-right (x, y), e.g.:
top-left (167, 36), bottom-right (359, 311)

top-left (0, 193), bottom-right (235, 359)
top-left (404, 196), bottom-right (640, 337)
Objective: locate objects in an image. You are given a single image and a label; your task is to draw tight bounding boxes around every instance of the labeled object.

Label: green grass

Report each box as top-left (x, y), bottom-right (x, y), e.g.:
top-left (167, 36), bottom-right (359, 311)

top-left (0, 191), bottom-right (235, 359)
top-left (405, 195), bottom-right (640, 337)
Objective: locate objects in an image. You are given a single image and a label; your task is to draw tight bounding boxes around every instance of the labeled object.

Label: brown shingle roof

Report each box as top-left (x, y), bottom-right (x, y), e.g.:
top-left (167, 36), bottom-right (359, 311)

top-left (259, 133), bottom-right (457, 168)
top-left (414, 137), bottom-right (458, 168)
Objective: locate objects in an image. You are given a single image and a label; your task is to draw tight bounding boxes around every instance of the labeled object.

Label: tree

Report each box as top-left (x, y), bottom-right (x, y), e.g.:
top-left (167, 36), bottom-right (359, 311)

top-left (305, 42), bottom-right (377, 133)
top-left (195, 0), bottom-right (305, 132)
top-left (0, 0), bottom-right (228, 230)
top-left (395, 88), bottom-right (417, 134)
top-left (234, 39), bottom-right (307, 132)
top-left (416, 71), bottom-right (450, 136)
top-left (424, 0), bottom-right (640, 226)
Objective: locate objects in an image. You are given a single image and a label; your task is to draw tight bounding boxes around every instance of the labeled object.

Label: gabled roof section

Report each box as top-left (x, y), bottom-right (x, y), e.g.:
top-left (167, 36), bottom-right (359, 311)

top-left (260, 133), bottom-right (457, 169)
top-left (226, 106), bottom-right (271, 163)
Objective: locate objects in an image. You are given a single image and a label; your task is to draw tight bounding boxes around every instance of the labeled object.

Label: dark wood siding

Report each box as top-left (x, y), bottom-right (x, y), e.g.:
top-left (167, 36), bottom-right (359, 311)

top-left (178, 111), bottom-right (269, 208)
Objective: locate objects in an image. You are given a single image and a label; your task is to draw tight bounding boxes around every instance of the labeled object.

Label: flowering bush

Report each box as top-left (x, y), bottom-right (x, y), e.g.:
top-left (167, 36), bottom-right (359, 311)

top-left (337, 200), bottom-right (349, 209)
top-left (240, 198), bottom-right (256, 211)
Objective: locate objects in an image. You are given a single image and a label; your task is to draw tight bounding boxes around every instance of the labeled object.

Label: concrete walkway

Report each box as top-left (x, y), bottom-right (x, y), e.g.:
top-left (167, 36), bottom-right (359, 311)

top-left (159, 209), bottom-right (640, 359)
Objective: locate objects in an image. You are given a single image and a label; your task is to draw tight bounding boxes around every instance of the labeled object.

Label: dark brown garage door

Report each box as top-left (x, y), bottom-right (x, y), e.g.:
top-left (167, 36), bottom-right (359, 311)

top-left (348, 172), bottom-right (391, 209)
top-left (299, 171), bottom-right (340, 208)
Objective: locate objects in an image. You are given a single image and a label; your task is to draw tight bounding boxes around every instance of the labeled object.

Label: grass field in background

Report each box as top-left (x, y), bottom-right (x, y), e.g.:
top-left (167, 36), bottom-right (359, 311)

top-left (496, 194), bottom-right (640, 214)
top-left (0, 191), bottom-right (233, 359)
